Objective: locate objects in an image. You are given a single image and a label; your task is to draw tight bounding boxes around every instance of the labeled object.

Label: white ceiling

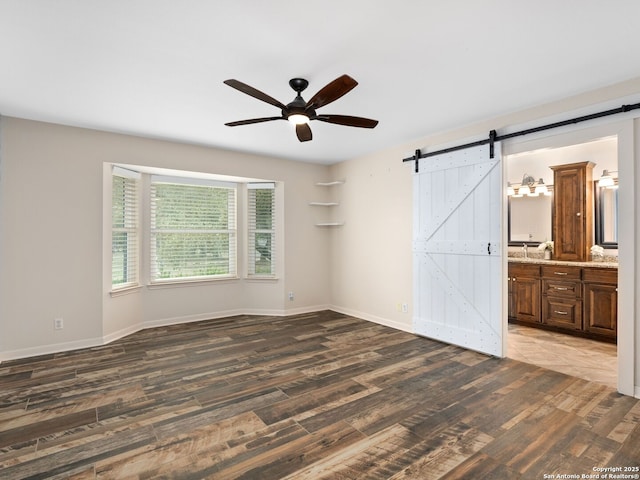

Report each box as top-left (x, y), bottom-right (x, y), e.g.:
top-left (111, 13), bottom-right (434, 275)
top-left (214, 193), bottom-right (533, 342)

top-left (1, 1), bottom-right (640, 165)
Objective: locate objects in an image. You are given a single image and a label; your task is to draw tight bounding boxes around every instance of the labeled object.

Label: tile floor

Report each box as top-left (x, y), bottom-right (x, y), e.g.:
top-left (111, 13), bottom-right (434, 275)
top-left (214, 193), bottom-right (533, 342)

top-left (507, 323), bottom-right (617, 389)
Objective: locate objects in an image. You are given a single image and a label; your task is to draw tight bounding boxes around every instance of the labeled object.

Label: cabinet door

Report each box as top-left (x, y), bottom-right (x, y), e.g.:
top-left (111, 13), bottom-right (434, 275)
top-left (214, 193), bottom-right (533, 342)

top-left (512, 276), bottom-right (541, 324)
top-left (583, 283), bottom-right (617, 338)
top-left (551, 162), bottom-right (593, 262)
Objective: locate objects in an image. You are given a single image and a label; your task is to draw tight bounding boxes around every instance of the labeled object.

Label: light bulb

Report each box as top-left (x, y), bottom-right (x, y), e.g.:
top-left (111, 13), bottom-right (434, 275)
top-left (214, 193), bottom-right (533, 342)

top-left (288, 114), bottom-right (309, 125)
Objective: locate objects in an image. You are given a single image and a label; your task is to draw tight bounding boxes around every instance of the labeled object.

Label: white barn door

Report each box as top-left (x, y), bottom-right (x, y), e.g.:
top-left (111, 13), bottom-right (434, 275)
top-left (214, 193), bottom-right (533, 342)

top-left (413, 143), bottom-right (504, 357)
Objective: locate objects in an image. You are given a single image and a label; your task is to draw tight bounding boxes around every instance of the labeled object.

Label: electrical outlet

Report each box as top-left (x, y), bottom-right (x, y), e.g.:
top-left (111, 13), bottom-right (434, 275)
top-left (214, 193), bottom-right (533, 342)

top-left (402, 304), bottom-right (409, 313)
top-left (54, 317), bottom-right (64, 330)
top-left (288, 291), bottom-right (294, 301)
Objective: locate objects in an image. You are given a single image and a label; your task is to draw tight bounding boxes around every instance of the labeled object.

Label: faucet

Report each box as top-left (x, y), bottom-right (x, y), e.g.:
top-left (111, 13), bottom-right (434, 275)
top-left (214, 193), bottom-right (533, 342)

top-left (523, 243), bottom-right (528, 259)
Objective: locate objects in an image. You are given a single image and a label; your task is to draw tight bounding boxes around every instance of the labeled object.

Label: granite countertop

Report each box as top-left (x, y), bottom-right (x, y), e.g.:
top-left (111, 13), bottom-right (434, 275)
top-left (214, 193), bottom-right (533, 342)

top-left (508, 256), bottom-right (618, 269)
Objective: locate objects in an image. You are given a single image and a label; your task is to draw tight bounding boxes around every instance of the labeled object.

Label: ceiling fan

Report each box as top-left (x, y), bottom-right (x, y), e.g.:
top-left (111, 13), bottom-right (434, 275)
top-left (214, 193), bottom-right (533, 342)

top-left (223, 74), bottom-right (378, 142)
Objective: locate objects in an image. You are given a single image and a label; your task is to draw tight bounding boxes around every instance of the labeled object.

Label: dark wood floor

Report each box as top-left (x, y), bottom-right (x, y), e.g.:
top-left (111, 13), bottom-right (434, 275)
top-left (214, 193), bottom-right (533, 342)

top-left (1, 311), bottom-right (638, 479)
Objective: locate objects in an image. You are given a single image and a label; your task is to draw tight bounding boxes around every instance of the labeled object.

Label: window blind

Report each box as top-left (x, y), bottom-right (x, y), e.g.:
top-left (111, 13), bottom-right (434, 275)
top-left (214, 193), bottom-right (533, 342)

top-left (150, 177), bottom-right (237, 281)
top-left (247, 183), bottom-right (275, 277)
top-left (112, 167), bottom-right (140, 288)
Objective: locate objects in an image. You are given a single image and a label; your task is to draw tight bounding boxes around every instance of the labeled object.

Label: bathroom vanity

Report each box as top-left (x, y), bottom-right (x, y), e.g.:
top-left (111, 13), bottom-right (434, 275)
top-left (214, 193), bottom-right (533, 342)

top-left (508, 259), bottom-right (617, 342)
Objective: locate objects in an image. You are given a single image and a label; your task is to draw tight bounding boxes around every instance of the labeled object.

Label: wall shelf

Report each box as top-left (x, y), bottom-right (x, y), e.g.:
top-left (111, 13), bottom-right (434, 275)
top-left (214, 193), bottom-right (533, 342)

top-left (315, 180), bottom-right (344, 187)
top-left (312, 180), bottom-right (344, 226)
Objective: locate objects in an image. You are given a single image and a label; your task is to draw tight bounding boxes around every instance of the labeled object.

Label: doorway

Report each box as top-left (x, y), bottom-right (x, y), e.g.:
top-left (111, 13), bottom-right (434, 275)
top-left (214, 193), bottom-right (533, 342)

top-left (505, 134), bottom-right (619, 389)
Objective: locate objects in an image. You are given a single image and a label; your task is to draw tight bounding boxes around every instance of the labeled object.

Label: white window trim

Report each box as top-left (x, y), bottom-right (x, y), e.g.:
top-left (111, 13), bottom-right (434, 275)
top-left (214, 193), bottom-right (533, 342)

top-left (107, 164), bottom-right (281, 290)
top-left (111, 166), bottom-right (140, 292)
top-left (247, 182), bottom-right (277, 279)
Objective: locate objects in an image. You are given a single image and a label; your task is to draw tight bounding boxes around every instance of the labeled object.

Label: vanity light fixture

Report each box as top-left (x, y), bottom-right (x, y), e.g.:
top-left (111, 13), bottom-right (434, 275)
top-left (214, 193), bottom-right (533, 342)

top-left (519, 173), bottom-right (536, 196)
top-left (517, 184), bottom-right (532, 196)
top-left (598, 169), bottom-right (617, 188)
top-left (507, 173), bottom-right (552, 197)
top-left (534, 178), bottom-right (550, 196)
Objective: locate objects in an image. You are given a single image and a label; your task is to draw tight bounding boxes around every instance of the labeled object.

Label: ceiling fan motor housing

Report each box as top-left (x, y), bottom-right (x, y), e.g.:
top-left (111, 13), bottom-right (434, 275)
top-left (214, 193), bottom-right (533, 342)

top-left (289, 78), bottom-right (308, 93)
top-left (285, 79), bottom-right (313, 119)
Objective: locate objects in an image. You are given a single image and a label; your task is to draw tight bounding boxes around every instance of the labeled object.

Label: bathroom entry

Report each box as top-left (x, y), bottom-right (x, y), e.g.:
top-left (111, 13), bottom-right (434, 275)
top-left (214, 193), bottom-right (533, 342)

top-left (505, 136), bottom-right (619, 388)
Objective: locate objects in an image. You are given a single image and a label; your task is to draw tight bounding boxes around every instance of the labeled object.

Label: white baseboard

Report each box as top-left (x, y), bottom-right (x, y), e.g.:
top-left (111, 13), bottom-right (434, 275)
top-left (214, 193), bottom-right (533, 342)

top-left (102, 323), bottom-right (144, 345)
top-left (329, 305), bottom-right (414, 334)
top-left (0, 336), bottom-right (106, 363)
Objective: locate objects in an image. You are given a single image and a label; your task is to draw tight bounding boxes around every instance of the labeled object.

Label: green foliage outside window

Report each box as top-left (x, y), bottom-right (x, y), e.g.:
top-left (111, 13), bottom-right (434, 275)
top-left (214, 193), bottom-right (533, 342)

top-left (151, 183), bottom-right (236, 280)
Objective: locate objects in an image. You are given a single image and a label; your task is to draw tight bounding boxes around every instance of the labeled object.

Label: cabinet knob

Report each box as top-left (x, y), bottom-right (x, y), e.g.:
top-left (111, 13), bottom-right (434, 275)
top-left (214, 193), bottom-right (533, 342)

top-left (576, 212), bottom-right (581, 217)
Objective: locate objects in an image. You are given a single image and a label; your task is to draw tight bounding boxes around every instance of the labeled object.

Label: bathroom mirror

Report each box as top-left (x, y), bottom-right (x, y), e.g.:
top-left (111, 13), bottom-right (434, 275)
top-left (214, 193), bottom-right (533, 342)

top-left (508, 192), bottom-right (553, 246)
top-left (594, 181), bottom-right (618, 248)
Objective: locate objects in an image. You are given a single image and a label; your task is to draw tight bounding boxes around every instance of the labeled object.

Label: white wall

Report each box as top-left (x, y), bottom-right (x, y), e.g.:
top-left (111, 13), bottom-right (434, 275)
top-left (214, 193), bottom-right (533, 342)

top-left (0, 117), bottom-right (332, 359)
top-left (328, 148), bottom-right (414, 332)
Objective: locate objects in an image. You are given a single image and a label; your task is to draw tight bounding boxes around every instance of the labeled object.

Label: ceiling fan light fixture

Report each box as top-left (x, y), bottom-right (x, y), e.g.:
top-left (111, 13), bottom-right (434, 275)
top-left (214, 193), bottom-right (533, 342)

top-left (288, 113), bottom-right (309, 125)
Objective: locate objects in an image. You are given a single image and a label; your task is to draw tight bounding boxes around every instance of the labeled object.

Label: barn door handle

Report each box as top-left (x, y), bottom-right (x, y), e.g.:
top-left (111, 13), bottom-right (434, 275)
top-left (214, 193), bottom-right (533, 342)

top-left (487, 242), bottom-right (491, 255)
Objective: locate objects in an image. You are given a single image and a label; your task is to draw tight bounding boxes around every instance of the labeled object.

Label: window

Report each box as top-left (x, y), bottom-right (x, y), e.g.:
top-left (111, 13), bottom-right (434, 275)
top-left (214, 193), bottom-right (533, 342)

top-left (247, 183), bottom-right (276, 277)
top-left (150, 176), bottom-right (237, 282)
top-left (111, 167), bottom-right (139, 289)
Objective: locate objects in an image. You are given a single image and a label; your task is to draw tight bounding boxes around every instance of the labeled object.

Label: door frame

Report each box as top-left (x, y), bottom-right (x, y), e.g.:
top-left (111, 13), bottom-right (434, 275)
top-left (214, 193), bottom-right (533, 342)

top-left (501, 118), bottom-right (635, 397)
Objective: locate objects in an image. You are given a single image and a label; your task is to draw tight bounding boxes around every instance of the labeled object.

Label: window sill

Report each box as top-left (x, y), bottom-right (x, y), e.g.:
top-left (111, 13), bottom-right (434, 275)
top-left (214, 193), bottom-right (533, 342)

top-left (245, 276), bottom-right (280, 283)
top-left (110, 285), bottom-right (143, 297)
top-left (147, 276), bottom-right (240, 289)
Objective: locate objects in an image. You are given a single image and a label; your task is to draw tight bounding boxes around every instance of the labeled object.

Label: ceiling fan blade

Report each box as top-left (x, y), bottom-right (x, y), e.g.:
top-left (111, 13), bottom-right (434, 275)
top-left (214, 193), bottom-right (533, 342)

top-left (306, 75), bottom-right (358, 110)
top-left (225, 116), bottom-right (284, 126)
top-left (296, 123), bottom-right (312, 142)
top-left (224, 79), bottom-right (286, 110)
top-left (315, 114), bottom-right (378, 128)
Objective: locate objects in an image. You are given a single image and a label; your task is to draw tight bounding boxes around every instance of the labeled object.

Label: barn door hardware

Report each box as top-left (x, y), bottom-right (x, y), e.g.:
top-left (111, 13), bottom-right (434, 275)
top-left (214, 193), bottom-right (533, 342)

top-left (403, 102), bottom-right (640, 169)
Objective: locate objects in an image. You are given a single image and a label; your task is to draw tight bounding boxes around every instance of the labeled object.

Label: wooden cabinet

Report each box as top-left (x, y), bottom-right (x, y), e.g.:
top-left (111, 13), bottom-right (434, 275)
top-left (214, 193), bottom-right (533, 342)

top-left (550, 162), bottom-right (594, 262)
top-left (508, 261), bottom-right (617, 341)
top-left (583, 268), bottom-right (618, 339)
top-left (541, 265), bottom-right (582, 331)
top-left (508, 263), bottom-right (541, 324)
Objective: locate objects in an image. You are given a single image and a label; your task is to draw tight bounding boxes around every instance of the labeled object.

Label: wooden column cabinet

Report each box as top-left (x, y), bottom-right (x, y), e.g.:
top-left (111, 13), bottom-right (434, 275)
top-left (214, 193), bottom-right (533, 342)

top-left (550, 161), bottom-right (594, 262)
top-left (508, 263), bottom-right (541, 324)
top-left (583, 268), bottom-right (618, 338)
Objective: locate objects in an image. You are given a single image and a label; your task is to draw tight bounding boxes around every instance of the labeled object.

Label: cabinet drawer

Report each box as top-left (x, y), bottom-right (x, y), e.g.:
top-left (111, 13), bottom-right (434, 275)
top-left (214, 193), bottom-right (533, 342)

top-left (582, 267), bottom-right (617, 284)
top-left (542, 279), bottom-right (581, 298)
top-left (542, 297), bottom-right (582, 330)
top-left (541, 265), bottom-right (581, 280)
top-left (509, 263), bottom-right (541, 278)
